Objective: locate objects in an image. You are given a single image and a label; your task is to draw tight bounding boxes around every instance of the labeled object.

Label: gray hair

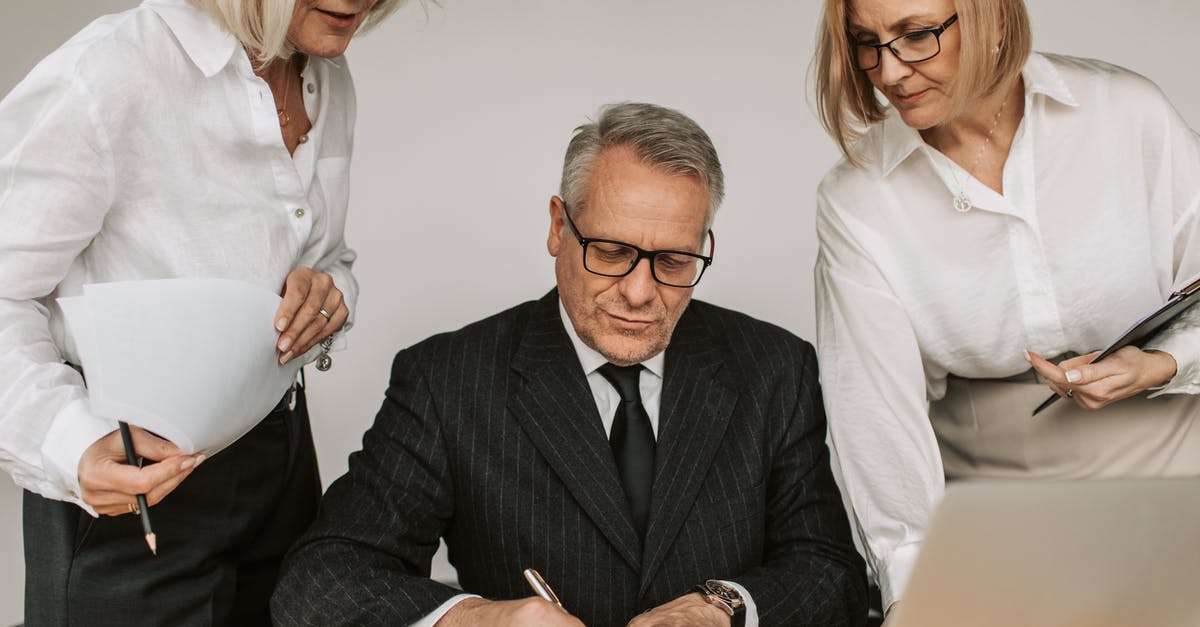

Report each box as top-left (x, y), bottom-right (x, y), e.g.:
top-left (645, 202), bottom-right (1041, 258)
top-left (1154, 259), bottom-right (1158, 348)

top-left (190, 0), bottom-right (411, 64)
top-left (560, 102), bottom-right (724, 227)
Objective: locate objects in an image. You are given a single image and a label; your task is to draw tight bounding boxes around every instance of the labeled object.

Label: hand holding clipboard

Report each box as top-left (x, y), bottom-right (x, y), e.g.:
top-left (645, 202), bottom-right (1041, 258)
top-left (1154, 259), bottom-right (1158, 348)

top-left (1030, 273), bottom-right (1200, 416)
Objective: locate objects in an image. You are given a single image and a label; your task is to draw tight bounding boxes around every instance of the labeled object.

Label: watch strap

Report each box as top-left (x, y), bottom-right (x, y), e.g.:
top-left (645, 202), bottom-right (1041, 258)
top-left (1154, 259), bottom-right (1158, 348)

top-left (692, 582), bottom-right (746, 627)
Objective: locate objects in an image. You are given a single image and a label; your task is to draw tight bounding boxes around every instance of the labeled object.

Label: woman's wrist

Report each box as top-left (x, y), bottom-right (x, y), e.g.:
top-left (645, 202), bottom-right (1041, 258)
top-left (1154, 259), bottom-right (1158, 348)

top-left (1143, 349), bottom-right (1178, 389)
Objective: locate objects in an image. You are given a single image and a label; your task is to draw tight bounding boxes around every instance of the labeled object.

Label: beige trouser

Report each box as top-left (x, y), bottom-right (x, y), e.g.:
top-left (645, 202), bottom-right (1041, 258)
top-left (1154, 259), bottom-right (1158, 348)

top-left (931, 372), bottom-right (1200, 480)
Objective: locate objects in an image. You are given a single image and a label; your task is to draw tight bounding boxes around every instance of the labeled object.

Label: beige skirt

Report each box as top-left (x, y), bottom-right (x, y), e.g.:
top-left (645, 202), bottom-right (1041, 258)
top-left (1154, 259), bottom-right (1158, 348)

top-left (930, 372), bottom-right (1200, 480)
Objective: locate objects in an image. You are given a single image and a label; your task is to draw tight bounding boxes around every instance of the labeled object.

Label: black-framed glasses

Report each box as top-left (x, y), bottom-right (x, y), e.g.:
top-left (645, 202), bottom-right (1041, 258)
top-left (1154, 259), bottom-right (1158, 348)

top-left (560, 205), bottom-right (714, 288)
top-left (853, 13), bottom-right (958, 71)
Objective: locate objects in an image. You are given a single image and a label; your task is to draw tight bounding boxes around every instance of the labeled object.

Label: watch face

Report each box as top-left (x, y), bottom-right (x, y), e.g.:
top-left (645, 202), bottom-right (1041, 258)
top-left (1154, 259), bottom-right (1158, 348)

top-left (705, 579), bottom-right (742, 602)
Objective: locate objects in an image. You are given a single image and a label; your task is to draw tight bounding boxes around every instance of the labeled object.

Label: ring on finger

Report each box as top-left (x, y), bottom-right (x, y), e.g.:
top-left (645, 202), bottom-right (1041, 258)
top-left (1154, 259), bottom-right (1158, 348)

top-left (318, 308), bottom-right (332, 321)
top-left (1066, 388), bottom-right (1074, 398)
top-left (128, 502), bottom-right (138, 514)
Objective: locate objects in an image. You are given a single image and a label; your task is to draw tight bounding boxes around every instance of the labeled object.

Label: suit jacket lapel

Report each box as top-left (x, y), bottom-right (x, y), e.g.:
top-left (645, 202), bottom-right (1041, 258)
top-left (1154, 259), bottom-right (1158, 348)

top-left (639, 306), bottom-right (738, 593)
top-left (509, 291), bottom-right (643, 572)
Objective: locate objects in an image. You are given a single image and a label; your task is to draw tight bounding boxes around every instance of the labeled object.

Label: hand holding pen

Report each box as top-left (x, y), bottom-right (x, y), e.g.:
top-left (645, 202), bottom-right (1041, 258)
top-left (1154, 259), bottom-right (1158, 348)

top-left (1026, 347), bottom-right (1178, 415)
top-left (433, 568), bottom-right (581, 626)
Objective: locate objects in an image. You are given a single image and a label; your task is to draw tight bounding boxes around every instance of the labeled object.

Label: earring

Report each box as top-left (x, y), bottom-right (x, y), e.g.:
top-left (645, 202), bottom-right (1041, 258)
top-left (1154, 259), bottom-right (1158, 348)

top-left (992, 44), bottom-right (1001, 55)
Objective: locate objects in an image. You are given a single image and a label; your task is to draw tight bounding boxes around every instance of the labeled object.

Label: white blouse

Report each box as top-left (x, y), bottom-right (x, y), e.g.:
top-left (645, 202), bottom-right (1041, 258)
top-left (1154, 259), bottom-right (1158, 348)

top-left (814, 53), bottom-right (1200, 608)
top-left (0, 0), bottom-right (359, 512)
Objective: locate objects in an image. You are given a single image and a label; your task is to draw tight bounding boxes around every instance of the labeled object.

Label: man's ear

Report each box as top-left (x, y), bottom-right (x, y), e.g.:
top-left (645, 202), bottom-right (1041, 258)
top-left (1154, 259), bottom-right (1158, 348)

top-left (547, 196), bottom-right (567, 257)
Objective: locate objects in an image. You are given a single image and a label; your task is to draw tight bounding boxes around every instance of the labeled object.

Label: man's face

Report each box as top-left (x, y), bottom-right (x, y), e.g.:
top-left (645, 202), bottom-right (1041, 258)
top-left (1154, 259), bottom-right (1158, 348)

top-left (547, 146), bottom-right (710, 366)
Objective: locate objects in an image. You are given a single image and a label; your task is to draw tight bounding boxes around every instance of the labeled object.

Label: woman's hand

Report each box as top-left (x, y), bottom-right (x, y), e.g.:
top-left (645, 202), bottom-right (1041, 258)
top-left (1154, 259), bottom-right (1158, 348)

top-left (1025, 347), bottom-right (1178, 410)
top-left (274, 267), bottom-right (349, 364)
top-left (78, 426), bottom-right (204, 516)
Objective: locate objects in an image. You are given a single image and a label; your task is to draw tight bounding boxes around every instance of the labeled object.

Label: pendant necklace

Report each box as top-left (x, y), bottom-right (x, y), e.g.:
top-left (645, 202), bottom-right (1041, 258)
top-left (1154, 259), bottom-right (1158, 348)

top-left (947, 96), bottom-right (1007, 213)
top-left (274, 56), bottom-right (295, 127)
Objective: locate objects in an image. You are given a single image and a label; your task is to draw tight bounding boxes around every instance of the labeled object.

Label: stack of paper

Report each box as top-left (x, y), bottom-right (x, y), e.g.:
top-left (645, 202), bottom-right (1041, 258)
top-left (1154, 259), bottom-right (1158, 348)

top-left (60, 278), bottom-right (302, 455)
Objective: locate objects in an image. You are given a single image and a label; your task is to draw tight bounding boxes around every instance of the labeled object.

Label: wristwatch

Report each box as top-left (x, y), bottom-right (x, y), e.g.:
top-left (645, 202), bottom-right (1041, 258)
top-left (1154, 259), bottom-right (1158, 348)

top-left (692, 579), bottom-right (746, 627)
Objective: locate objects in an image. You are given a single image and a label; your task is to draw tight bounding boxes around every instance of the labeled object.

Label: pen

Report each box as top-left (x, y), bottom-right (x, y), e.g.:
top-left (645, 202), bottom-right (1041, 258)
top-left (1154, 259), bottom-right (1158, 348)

top-left (118, 420), bottom-right (157, 555)
top-left (1031, 393), bottom-right (1061, 416)
top-left (523, 568), bottom-right (563, 608)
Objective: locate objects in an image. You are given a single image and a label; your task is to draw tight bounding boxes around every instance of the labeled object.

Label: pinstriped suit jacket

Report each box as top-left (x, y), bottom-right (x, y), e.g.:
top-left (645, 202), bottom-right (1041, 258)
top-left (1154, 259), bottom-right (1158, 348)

top-left (272, 290), bottom-right (867, 626)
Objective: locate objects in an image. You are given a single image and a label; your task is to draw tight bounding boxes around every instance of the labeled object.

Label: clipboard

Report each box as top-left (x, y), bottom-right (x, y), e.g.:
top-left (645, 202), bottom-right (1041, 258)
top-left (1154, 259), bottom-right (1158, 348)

top-left (1032, 273), bottom-right (1200, 416)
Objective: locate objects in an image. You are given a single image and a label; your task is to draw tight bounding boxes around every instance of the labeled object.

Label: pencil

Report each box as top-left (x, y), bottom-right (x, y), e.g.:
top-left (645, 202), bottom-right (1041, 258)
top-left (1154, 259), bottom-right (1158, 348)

top-left (118, 420), bottom-right (157, 555)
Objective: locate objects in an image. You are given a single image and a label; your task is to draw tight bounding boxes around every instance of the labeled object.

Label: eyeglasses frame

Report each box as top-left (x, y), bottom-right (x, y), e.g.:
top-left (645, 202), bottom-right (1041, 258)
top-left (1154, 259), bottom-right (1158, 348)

top-left (853, 13), bottom-right (959, 72)
top-left (559, 203), bottom-right (715, 288)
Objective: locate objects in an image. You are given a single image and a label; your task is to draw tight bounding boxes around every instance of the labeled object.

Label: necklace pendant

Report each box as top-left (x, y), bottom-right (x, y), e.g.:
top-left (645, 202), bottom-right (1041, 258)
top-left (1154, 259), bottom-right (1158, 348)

top-left (953, 191), bottom-right (972, 213)
top-left (278, 110), bottom-right (290, 127)
top-left (316, 353), bottom-right (332, 372)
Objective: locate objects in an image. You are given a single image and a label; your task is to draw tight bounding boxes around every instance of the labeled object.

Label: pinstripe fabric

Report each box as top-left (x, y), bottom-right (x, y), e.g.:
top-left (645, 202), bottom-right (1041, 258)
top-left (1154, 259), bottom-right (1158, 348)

top-left (272, 291), bottom-right (868, 626)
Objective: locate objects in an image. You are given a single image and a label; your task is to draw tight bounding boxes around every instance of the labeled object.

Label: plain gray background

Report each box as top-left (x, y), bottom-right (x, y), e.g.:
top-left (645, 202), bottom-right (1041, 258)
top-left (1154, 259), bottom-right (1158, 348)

top-left (2, 1), bottom-right (1197, 623)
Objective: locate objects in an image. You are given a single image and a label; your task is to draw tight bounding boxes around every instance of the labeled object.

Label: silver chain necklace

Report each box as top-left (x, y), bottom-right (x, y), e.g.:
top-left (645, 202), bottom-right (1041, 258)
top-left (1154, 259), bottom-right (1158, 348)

top-left (948, 97), bottom-right (1007, 213)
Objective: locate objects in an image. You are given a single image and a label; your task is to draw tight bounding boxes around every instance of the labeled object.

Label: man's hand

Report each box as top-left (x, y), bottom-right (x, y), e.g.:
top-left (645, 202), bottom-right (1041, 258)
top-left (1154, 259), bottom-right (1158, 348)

top-left (627, 593), bottom-right (729, 627)
top-left (275, 266), bottom-right (349, 364)
top-left (78, 425), bottom-right (204, 516)
top-left (1025, 347), bottom-right (1177, 410)
top-left (435, 597), bottom-right (584, 627)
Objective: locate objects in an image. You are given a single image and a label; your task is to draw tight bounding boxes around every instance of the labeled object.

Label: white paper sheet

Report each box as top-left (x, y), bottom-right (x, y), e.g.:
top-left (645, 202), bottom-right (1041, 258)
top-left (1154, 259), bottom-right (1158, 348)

top-left (59, 278), bottom-right (301, 455)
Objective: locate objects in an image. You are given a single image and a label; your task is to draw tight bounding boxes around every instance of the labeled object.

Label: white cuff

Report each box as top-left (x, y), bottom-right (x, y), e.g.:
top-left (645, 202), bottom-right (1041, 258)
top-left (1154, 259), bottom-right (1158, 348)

top-left (719, 580), bottom-right (759, 627)
top-left (324, 263), bottom-right (356, 337)
top-left (877, 542), bottom-right (921, 610)
top-left (1143, 341), bottom-right (1200, 396)
top-left (40, 397), bottom-right (118, 517)
top-left (408, 593), bottom-right (481, 627)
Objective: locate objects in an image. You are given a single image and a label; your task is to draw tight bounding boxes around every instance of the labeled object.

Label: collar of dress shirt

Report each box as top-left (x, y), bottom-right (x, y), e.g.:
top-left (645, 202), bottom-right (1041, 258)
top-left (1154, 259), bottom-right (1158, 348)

top-left (877, 51), bottom-right (1080, 177)
top-left (557, 299), bottom-right (665, 380)
top-left (145, 0), bottom-right (240, 78)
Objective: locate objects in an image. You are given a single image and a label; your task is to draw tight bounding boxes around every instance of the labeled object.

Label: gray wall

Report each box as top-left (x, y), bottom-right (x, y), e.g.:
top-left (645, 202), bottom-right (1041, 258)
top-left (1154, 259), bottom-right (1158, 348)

top-left (2, 1), bottom-right (1197, 623)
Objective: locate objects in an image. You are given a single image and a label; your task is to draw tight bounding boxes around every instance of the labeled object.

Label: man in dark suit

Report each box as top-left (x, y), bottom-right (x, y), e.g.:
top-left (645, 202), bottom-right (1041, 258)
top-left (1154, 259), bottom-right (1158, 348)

top-left (272, 102), bottom-right (868, 627)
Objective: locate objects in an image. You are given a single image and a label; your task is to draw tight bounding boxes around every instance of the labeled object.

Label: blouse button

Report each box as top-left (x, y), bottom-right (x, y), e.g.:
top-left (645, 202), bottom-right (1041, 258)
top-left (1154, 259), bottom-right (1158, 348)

top-left (306, 83), bottom-right (315, 94)
top-left (294, 207), bottom-right (306, 219)
top-left (298, 134), bottom-right (309, 144)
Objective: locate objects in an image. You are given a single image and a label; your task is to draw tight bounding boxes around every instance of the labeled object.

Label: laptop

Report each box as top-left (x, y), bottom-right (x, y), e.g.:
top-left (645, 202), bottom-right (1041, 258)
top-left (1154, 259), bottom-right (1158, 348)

top-left (890, 478), bottom-right (1200, 627)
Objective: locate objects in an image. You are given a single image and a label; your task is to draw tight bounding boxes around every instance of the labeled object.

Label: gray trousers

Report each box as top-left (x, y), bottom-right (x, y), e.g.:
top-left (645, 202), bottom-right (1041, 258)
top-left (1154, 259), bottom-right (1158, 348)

top-left (23, 385), bottom-right (320, 627)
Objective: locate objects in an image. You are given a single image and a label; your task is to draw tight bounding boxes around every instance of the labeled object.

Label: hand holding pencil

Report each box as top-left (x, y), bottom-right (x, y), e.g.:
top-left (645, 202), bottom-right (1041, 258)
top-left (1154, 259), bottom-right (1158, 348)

top-left (76, 423), bottom-right (204, 547)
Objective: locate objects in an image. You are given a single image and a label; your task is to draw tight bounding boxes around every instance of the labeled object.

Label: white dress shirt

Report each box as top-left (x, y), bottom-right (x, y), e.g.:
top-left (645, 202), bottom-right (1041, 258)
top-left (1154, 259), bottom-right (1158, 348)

top-left (412, 302), bottom-right (760, 626)
top-left (0, 0), bottom-right (359, 514)
top-left (815, 52), bottom-right (1200, 609)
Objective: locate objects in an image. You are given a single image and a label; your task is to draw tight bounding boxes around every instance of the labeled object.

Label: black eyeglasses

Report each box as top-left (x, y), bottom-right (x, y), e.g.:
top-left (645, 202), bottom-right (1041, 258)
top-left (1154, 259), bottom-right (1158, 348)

top-left (853, 13), bottom-right (958, 71)
top-left (560, 204), bottom-right (714, 288)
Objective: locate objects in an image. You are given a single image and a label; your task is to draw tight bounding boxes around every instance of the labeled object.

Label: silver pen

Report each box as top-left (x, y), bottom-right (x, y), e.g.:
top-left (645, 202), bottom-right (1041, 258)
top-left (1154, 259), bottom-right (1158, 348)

top-left (522, 567), bottom-right (563, 609)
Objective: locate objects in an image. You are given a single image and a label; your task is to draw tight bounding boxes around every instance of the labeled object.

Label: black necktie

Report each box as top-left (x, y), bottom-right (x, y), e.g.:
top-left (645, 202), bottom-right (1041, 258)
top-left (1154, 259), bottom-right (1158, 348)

top-left (597, 363), bottom-right (656, 537)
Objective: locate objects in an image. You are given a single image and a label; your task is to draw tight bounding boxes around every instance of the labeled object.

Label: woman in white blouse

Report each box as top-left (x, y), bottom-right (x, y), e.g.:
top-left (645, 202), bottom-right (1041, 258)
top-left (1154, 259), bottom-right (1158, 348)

top-left (811, 0), bottom-right (1200, 618)
top-left (0, 0), bottom-right (403, 623)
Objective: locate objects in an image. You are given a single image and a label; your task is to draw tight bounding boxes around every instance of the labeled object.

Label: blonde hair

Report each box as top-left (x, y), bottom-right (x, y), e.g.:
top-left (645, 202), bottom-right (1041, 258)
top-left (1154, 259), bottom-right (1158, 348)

top-left (813, 0), bottom-right (1032, 166)
top-left (191, 0), bottom-right (410, 65)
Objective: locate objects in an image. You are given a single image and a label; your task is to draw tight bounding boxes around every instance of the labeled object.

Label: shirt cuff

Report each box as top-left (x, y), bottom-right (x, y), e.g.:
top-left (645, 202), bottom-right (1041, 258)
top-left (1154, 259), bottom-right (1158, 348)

top-left (40, 397), bottom-right (118, 517)
top-left (323, 262), bottom-right (356, 338)
top-left (407, 593), bottom-right (481, 627)
top-left (877, 542), bottom-right (921, 611)
top-left (720, 580), bottom-right (758, 627)
top-left (1142, 339), bottom-right (1200, 396)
